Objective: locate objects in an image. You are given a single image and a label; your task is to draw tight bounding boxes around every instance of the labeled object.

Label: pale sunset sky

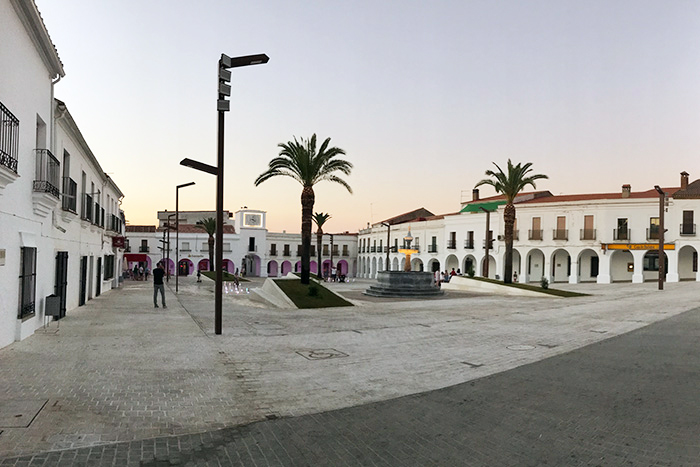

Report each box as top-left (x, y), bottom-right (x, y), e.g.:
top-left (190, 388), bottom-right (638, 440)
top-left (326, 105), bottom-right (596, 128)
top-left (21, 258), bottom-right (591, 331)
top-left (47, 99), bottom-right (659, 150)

top-left (36, 0), bottom-right (700, 233)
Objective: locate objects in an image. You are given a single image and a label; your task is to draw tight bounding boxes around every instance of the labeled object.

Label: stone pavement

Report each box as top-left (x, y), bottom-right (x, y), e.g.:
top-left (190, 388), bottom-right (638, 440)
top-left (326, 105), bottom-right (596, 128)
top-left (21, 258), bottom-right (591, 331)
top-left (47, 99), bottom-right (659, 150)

top-left (1, 275), bottom-right (699, 465)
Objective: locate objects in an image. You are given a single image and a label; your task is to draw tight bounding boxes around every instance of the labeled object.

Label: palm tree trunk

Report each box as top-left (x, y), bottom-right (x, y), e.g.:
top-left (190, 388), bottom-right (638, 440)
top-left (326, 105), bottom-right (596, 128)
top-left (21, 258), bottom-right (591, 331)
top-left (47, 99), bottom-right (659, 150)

top-left (503, 203), bottom-right (515, 283)
top-left (316, 229), bottom-right (323, 280)
top-left (300, 186), bottom-right (315, 284)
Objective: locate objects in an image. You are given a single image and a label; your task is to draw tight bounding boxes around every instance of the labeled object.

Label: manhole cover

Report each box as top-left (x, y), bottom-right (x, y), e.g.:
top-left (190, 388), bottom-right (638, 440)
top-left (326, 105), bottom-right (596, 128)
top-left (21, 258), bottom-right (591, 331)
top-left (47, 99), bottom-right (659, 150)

top-left (507, 344), bottom-right (535, 351)
top-left (296, 349), bottom-right (348, 360)
top-left (0, 400), bottom-right (48, 427)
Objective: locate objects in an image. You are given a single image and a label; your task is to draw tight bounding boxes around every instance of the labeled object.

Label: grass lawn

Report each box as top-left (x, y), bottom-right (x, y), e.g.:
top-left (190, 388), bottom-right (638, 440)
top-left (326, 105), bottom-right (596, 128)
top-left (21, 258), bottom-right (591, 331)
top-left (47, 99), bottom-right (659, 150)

top-left (200, 271), bottom-right (249, 282)
top-left (273, 279), bottom-right (353, 308)
top-left (463, 276), bottom-right (588, 297)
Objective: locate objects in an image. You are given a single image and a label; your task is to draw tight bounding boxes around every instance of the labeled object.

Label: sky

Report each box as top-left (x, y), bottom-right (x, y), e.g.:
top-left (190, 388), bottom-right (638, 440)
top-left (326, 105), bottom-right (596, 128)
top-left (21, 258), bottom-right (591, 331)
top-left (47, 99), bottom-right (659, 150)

top-left (35, 0), bottom-right (700, 233)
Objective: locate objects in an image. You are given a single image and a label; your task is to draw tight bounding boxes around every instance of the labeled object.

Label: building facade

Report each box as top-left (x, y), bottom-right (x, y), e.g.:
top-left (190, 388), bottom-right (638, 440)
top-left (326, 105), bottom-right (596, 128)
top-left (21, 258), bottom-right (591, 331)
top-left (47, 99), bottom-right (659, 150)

top-left (125, 209), bottom-right (358, 279)
top-left (0, 0), bottom-right (126, 349)
top-left (358, 173), bottom-right (700, 285)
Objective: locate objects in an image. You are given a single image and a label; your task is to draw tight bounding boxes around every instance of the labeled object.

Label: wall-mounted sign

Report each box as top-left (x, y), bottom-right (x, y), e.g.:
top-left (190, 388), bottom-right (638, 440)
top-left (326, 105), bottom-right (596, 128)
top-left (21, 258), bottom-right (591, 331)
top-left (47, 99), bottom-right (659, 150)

top-left (112, 236), bottom-right (126, 248)
top-left (602, 243), bottom-right (675, 251)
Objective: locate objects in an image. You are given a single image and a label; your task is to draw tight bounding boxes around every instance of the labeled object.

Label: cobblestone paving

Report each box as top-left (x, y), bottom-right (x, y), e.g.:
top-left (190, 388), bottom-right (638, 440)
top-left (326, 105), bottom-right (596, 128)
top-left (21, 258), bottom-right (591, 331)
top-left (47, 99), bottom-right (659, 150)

top-left (1, 277), bottom-right (699, 465)
top-left (2, 306), bottom-right (699, 465)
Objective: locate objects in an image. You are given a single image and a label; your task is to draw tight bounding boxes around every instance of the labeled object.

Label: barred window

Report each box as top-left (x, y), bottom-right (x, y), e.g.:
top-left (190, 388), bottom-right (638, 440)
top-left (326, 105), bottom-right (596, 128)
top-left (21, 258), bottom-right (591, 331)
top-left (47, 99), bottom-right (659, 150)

top-left (19, 247), bottom-right (37, 319)
top-left (1, 101), bottom-right (20, 173)
top-left (104, 255), bottom-right (115, 280)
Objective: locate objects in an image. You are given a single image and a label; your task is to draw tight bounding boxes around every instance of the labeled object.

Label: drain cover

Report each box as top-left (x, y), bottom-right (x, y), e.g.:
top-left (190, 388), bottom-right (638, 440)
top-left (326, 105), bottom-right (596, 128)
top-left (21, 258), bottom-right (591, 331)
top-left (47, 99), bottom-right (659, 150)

top-left (0, 399), bottom-right (48, 427)
top-left (507, 344), bottom-right (535, 351)
top-left (296, 349), bottom-right (348, 360)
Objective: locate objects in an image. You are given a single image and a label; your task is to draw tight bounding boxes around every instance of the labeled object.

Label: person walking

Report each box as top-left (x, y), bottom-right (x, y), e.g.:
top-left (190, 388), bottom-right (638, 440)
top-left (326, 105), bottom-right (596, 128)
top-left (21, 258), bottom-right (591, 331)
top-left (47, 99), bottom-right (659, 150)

top-left (153, 262), bottom-right (166, 308)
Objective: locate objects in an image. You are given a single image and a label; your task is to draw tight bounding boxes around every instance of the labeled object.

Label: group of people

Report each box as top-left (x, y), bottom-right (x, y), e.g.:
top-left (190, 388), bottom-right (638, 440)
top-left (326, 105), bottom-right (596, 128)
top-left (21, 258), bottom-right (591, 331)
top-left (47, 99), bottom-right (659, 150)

top-left (434, 268), bottom-right (460, 287)
top-left (129, 264), bottom-right (150, 281)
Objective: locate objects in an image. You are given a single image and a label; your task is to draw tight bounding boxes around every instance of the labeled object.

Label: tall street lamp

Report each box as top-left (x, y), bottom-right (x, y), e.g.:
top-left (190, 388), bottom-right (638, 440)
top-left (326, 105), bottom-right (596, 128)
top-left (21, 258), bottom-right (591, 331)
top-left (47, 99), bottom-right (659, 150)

top-left (381, 222), bottom-right (391, 271)
top-left (654, 185), bottom-right (666, 291)
top-left (165, 213), bottom-right (177, 281)
top-left (181, 52), bottom-right (268, 336)
top-left (176, 182), bottom-right (195, 293)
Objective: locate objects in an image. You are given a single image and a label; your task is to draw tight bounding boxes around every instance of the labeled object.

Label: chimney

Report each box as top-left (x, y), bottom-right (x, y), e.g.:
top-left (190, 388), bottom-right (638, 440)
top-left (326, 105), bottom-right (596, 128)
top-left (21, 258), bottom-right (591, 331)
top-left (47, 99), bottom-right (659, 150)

top-left (681, 171), bottom-right (689, 190)
top-left (472, 188), bottom-right (479, 201)
top-left (621, 184), bottom-right (631, 198)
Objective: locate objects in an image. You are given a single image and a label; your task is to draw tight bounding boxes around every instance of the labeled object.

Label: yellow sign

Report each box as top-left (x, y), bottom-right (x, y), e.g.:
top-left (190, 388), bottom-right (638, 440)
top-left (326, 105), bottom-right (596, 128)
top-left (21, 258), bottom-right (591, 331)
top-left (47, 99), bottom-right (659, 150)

top-left (603, 243), bottom-right (675, 251)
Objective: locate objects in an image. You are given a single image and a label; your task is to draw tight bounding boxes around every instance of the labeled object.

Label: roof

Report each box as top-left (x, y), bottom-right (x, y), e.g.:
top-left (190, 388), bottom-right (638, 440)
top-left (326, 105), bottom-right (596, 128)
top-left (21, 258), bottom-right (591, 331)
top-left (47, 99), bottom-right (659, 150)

top-left (460, 191), bottom-right (553, 213)
top-left (375, 208), bottom-right (435, 226)
top-left (517, 187), bottom-right (681, 205)
top-left (672, 179), bottom-right (700, 199)
top-left (157, 224), bottom-right (236, 234)
top-left (461, 200), bottom-right (505, 213)
top-left (11, 0), bottom-right (64, 78)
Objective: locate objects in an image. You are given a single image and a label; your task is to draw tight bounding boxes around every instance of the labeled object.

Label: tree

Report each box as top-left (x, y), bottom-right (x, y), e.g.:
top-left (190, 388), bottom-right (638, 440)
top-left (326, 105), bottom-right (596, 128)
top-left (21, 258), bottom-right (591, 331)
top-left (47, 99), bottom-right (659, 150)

top-left (474, 159), bottom-right (548, 284)
top-left (196, 217), bottom-right (216, 272)
top-left (313, 212), bottom-right (331, 279)
top-left (255, 134), bottom-right (352, 284)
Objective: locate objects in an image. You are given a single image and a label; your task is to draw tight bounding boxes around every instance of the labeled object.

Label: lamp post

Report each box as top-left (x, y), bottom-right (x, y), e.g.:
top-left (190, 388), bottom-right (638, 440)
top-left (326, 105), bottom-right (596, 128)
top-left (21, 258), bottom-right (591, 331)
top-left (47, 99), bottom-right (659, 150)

top-left (480, 207), bottom-right (491, 278)
top-left (165, 213), bottom-right (176, 281)
top-left (180, 52), bottom-right (268, 335)
top-left (381, 222), bottom-right (391, 271)
top-left (175, 182), bottom-right (195, 293)
top-left (654, 185), bottom-right (666, 291)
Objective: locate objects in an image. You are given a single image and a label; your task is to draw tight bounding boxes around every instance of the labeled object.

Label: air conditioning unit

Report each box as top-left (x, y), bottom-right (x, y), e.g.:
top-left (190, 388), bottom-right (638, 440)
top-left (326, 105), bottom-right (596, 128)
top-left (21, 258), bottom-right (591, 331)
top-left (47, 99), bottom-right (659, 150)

top-left (497, 235), bottom-right (504, 241)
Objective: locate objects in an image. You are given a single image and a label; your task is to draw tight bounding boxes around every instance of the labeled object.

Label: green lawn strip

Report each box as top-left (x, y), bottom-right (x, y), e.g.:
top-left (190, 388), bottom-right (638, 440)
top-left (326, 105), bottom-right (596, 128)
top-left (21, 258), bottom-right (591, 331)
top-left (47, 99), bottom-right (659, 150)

top-left (463, 276), bottom-right (588, 297)
top-left (200, 271), bottom-right (249, 282)
top-left (273, 279), bottom-right (353, 308)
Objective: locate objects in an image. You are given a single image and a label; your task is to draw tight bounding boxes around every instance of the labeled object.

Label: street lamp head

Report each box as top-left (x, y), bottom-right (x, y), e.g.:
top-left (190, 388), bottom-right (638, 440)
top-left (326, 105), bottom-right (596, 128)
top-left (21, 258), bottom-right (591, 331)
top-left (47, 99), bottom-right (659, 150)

top-left (220, 53), bottom-right (270, 69)
top-left (180, 158), bottom-right (218, 176)
top-left (654, 185), bottom-right (665, 195)
top-left (177, 181), bottom-right (196, 189)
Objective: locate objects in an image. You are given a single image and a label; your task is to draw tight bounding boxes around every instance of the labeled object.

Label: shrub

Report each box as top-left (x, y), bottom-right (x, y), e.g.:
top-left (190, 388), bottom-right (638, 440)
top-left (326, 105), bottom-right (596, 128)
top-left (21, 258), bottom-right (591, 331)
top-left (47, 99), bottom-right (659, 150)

top-left (540, 277), bottom-right (549, 289)
top-left (308, 285), bottom-right (319, 297)
top-left (466, 264), bottom-right (475, 277)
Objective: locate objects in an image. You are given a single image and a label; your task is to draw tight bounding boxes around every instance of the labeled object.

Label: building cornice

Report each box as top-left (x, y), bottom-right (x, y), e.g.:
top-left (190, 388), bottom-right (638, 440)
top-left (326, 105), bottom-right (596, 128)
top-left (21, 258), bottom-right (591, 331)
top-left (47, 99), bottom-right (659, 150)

top-left (10, 0), bottom-right (65, 78)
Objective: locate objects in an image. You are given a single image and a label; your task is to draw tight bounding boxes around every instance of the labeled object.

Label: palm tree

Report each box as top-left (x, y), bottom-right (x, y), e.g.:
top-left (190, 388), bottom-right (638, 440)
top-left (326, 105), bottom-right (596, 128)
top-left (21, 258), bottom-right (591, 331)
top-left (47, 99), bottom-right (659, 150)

top-left (196, 217), bottom-right (216, 271)
top-left (255, 134), bottom-right (352, 284)
top-left (475, 159), bottom-right (548, 284)
top-left (313, 212), bottom-right (331, 279)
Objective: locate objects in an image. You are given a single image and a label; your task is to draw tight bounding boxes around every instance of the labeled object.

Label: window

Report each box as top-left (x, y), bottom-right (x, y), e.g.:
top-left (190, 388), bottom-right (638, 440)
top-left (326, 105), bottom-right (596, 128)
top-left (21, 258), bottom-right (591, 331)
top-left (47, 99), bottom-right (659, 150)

top-left (554, 216), bottom-right (567, 240)
top-left (648, 218), bottom-right (660, 240)
top-left (530, 217), bottom-right (542, 240)
top-left (429, 236), bottom-right (438, 253)
top-left (0, 101), bottom-right (20, 173)
top-left (270, 243), bottom-right (277, 255)
top-left (343, 245), bottom-right (349, 256)
top-left (223, 243), bottom-right (231, 252)
top-left (323, 244), bottom-right (329, 255)
top-left (140, 239), bottom-right (149, 253)
top-left (465, 231), bottom-right (474, 249)
top-left (644, 251), bottom-right (662, 271)
top-left (181, 242), bottom-right (190, 251)
top-left (18, 247), bottom-right (37, 319)
top-left (104, 255), bottom-right (115, 280)
top-left (448, 232), bottom-right (456, 249)
top-left (681, 211), bottom-right (695, 235)
top-left (248, 237), bottom-right (256, 252)
top-left (581, 215), bottom-right (595, 240)
top-left (693, 251), bottom-right (698, 273)
top-left (332, 244), bottom-right (339, 255)
top-left (616, 218), bottom-right (629, 240)
top-left (283, 244), bottom-right (290, 256)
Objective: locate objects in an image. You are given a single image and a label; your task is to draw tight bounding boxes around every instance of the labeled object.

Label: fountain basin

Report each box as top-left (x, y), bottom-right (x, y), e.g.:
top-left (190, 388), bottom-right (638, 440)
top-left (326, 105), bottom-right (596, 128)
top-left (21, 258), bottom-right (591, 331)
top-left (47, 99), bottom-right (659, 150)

top-left (364, 271), bottom-right (444, 297)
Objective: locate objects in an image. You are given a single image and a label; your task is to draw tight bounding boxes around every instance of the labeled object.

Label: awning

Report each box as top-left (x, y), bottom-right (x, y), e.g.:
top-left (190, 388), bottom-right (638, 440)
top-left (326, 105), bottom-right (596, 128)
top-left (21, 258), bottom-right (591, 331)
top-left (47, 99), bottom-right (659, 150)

top-left (124, 253), bottom-right (148, 262)
top-left (460, 200), bottom-right (505, 213)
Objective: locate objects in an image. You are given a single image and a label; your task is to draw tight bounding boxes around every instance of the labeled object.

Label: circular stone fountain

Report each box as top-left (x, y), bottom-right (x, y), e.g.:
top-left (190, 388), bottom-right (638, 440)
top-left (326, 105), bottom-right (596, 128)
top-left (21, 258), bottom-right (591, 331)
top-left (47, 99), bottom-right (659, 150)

top-left (364, 228), bottom-right (444, 298)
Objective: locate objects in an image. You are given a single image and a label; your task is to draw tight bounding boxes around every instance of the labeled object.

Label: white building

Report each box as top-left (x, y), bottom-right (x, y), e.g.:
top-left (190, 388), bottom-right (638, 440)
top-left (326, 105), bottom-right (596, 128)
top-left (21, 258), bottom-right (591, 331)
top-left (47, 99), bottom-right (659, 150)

top-left (358, 172), bottom-right (700, 285)
top-left (0, 0), bottom-right (126, 349)
top-left (125, 209), bottom-right (358, 278)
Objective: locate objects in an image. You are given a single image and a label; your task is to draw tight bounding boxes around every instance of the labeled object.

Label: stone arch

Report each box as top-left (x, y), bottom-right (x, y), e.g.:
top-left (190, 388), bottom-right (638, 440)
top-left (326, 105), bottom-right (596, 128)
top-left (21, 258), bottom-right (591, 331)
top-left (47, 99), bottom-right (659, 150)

top-left (337, 260), bottom-right (349, 276)
top-left (178, 258), bottom-right (194, 276)
top-left (678, 245), bottom-right (697, 280)
top-left (610, 250), bottom-right (634, 282)
top-left (643, 250), bottom-right (668, 282)
top-left (411, 257), bottom-right (424, 271)
top-left (481, 255), bottom-right (496, 279)
top-left (428, 259), bottom-right (441, 273)
top-left (445, 254), bottom-right (459, 273)
top-left (267, 260), bottom-right (278, 277)
top-left (462, 254), bottom-right (476, 276)
top-left (197, 259), bottom-right (209, 271)
top-left (392, 257), bottom-right (399, 271)
top-left (371, 257), bottom-right (377, 278)
top-left (577, 248), bottom-right (599, 282)
top-left (281, 260), bottom-right (292, 276)
top-left (222, 259), bottom-right (234, 272)
top-left (550, 248), bottom-right (571, 283)
top-left (525, 249), bottom-right (545, 283)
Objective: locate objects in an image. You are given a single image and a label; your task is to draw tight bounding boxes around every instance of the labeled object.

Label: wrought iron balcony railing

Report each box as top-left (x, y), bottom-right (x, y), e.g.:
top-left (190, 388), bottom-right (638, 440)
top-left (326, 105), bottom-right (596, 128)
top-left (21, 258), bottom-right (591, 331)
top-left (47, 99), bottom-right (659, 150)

top-left (646, 228), bottom-right (660, 240)
top-left (680, 224), bottom-right (696, 236)
top-left (139, 246), bottom-right (149, 253)
top-left (464, 240), bottom-right (474, 249)
top-left (552, 229), bottom-right (568, 240)
top-left (528, 229), bottom-right (543, 240)
top-left (447, 240), bottom-right (457, 249)
top-left (580, 229), bottom-right (596, 240)
top-left (428, 244), bottom-right (438, 253)
top-left (62, 177), bottom-right (77, 213)
top-left (82, 193), bottom-right (93, 222)
top-left (0, 101), bottom-right (19, 173)
top-left (33, 149), bottom-right (60, 199)
top-left (613, 229), bottom-right (631, 241)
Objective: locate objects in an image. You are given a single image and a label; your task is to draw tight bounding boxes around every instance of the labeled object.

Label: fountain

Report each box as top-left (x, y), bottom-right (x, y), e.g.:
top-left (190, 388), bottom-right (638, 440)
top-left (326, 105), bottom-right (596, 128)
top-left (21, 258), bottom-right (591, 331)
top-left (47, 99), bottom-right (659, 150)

top-left (364, 228), bottom-right (444, 297)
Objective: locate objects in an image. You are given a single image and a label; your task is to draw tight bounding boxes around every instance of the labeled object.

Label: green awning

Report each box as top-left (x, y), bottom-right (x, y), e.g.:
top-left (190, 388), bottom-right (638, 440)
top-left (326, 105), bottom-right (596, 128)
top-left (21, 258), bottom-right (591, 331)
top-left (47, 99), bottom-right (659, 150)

top-left (460, 200), bottom-right (505, 213)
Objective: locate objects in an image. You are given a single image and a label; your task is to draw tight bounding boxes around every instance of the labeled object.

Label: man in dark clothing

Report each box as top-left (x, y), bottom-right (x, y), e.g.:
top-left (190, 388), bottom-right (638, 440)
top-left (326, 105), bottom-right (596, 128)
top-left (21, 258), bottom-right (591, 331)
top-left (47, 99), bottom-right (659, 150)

top-left (153, 262), bottom-right (166, 308)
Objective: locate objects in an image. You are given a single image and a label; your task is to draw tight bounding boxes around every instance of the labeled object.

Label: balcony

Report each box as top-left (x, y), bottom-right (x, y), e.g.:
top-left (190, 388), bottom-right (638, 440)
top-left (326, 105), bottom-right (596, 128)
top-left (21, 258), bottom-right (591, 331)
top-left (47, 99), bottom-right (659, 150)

top-left (447, 240), bottom-right (457, 249)
top-left (110, 214), bottom-right (122, 233)
top-left (646, 228), bottom-right (660, 241)
top-left (613, 229), bottom-right (631, 241)
top-left (283, 250), bottom-right (291, 257)
top-left (464, 240), bottom-right (474, 249)
top-left (248, 245), bottom-right (257, 252)
top-left (428, 244), bottom-right (438, 253)
top-left (82, 193), bottom-right (93, 222)
top-left (370, 246), bottom-right (376, 253)
top-left (61, 177), bottom-right (77, 213)
top-left (33, 149), bottom-right (60, 199)
top-left (552, 229), bottom-right (568, 241)
top-left (528, 229), bottom-right (543, 241)
top-left (680, 224), bottom-right (696, 236)
top-left (0, 101), bottom-right (19, 175)
top-left (270, 248), bottom-right (277, 256)
top-left (512, 230), bottom-right (519, 241)
top-left (580, 229), bottom-right (596, 241)
top-left (139, 246), bottom-right (150, 253)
